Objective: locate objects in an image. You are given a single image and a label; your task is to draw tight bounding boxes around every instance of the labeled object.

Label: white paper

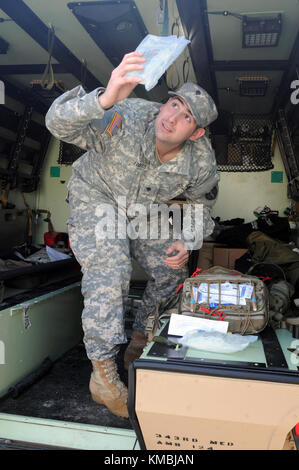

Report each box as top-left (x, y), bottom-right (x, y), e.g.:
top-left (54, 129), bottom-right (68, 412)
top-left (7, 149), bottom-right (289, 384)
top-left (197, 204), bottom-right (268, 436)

top-left (46, 245), bottom-right (71, 262)
top-left (168, 314), bottom-right (229, 337)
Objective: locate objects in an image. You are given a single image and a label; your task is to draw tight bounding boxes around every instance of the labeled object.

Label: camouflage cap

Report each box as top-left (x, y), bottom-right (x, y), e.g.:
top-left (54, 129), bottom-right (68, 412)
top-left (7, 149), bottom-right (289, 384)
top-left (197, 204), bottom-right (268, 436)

top-left (168, 82), bottom-right (218, 128)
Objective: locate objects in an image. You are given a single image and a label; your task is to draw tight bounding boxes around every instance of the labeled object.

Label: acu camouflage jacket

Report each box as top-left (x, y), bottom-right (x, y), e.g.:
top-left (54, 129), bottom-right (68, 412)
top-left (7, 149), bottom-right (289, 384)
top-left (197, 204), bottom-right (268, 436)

top-left (46, 85), bottom-right (219, 249)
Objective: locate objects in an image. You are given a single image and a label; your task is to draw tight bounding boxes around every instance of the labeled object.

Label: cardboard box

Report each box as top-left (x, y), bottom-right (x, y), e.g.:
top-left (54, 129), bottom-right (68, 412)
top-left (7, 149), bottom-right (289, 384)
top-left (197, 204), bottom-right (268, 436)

top-left (213, 247), bottom-right (248, 269)
top-left (197, 242), bottom-right (226, 270)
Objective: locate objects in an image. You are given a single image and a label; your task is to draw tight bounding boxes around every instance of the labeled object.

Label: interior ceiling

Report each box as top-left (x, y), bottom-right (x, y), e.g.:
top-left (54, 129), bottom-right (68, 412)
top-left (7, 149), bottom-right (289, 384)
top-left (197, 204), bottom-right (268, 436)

top-left (0, 0), bottom-right (298, 119)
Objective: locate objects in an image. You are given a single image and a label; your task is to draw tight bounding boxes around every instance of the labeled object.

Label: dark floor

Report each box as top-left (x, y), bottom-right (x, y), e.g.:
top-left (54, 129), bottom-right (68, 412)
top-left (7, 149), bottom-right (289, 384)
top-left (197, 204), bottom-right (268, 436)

top-left (0, 342), bottom-right (132, 430)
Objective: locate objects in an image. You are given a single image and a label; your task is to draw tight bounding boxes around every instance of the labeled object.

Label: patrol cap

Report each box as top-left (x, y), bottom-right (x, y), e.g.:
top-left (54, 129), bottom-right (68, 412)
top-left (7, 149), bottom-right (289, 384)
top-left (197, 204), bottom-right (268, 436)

top-left (168, 82), bottom-right (218, 128)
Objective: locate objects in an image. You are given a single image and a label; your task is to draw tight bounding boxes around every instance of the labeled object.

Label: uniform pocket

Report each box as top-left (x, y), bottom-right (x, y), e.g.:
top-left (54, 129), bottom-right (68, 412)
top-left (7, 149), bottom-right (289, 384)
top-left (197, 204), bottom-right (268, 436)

top-left (156, 180), bottom-right (188, 203)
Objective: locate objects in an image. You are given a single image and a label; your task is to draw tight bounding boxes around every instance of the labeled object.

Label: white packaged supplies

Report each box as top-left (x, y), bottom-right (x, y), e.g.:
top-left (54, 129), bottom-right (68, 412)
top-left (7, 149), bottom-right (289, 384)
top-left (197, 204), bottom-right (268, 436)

top-left (125, 34), bottom-right (190, 91)
top-left (192, 282), bottom-right (254, 306)
top-left (179, 329), bottom-right (258, 354)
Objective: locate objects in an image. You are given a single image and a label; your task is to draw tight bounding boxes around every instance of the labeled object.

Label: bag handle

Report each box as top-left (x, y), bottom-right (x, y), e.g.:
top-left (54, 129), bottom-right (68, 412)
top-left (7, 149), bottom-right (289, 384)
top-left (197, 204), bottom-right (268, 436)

top-left (247, 262), bottom-right (286, 281)
top-left (200, 265), bottom-right (242, 276)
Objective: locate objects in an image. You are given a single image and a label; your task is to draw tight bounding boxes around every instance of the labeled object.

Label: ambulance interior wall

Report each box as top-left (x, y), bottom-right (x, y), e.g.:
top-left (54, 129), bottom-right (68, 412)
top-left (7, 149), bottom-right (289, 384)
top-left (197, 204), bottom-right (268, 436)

top-left (1, 94), bottom-right (39, 212)
top-left (6, 188), bottom-right (36, 213)
top-left (0, 95), bottom-right (39, 253)
top-left (32, 135), bottom-right (290, 276)
top-left (213, 144), bottom-right (290, 221)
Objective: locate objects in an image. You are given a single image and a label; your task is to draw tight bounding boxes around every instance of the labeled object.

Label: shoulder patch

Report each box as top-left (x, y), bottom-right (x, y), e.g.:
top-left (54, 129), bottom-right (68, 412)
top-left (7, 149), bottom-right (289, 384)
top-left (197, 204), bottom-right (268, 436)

top-left (106, 112), bottom-right (122, 137)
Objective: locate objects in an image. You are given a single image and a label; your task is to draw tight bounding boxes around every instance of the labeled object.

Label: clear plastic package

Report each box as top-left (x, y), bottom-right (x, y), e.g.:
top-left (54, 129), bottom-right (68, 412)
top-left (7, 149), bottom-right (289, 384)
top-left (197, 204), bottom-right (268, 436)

top-left (125, 34), bottom-right (190, 91)
top-left (178, 329), bottom-right (258, 354)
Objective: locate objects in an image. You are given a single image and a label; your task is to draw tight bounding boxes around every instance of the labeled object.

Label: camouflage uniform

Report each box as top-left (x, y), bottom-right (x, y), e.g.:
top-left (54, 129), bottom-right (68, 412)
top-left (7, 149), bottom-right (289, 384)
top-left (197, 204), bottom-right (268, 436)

top-left (46, 85), bottom-right (219, 360)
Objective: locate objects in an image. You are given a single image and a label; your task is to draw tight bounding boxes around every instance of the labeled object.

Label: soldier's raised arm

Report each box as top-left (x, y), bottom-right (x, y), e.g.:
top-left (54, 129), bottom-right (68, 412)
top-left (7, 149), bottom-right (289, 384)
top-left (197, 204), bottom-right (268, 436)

top-left (45, 52), bottom-right (145, 150)
top-left (98, 51), bottom-right (145, 109)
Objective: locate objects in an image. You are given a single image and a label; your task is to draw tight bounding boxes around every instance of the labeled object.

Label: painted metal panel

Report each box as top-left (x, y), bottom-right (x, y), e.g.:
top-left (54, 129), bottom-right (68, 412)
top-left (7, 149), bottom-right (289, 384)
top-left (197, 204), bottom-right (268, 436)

top-left (0, 282), bottom-right (83, 397)
top-left (0, 413), bottom-right (137, 450)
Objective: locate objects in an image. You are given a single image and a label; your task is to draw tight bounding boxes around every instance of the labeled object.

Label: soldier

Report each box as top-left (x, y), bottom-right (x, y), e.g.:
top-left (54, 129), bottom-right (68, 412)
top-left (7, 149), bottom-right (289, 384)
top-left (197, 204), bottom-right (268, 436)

top-left (46, 51), bottom-right (219, 418)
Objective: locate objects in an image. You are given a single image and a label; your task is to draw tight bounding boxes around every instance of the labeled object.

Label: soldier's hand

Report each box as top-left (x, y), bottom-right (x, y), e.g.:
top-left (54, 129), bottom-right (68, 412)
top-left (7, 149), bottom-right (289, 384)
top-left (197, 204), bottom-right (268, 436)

top-left (99, 52), bottom-right (145, 109)
top-left (164, 241), bottom-right (189, 270)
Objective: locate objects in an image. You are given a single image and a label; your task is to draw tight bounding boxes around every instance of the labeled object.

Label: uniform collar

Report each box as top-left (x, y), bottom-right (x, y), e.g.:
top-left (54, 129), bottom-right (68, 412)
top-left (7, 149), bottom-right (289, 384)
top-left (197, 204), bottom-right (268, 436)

top-left (157, 144), bottom-right (191, 175)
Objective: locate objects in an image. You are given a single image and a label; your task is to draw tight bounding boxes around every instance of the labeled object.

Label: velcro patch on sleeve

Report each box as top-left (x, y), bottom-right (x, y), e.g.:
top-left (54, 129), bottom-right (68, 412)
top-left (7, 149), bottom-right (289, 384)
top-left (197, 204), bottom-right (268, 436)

top-left (106, 112), bottom-right (122, 137)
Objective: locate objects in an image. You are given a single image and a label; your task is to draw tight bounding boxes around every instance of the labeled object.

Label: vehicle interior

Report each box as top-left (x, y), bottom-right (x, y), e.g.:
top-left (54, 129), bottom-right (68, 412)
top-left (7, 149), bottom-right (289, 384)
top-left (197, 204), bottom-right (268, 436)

top-left (0, 0), bottom-right (298, 450)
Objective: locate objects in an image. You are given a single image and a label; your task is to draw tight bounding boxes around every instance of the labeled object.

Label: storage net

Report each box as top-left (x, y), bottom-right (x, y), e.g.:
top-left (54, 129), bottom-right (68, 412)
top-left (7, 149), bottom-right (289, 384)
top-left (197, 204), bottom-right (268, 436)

top-left (212, 114), bottom-right (274, 172)
top-left (58, 141), bottom-right (85, 165)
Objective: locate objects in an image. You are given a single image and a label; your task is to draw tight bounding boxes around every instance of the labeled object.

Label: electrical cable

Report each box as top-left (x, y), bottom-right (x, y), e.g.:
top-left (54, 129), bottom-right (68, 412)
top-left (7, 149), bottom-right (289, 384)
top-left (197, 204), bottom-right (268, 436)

top-left (41, 24), bottom-right (55, 90)
top-left (80, 59), bottom-right (87, 90)
top-left (183, 56), bottom-right (190, 83)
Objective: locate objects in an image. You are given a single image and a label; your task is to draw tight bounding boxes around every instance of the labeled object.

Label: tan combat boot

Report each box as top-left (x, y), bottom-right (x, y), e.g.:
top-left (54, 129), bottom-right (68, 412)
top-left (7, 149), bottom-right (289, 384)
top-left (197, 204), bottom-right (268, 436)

top-left (89, 358), bottom-right (129, 418)
top-left (124, 330), bottom-right (148, 370)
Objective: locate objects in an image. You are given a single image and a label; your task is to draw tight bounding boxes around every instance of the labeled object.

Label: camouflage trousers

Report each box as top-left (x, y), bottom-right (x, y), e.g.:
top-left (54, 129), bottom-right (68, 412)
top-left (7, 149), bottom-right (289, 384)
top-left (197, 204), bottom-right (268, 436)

top-left (68, 201), bottom-right (188, 361)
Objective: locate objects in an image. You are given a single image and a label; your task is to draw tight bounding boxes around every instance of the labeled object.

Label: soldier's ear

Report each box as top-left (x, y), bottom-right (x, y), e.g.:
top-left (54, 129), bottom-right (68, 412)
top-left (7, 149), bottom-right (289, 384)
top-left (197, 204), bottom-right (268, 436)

top-left (189, 127), bottom-right (205, 141)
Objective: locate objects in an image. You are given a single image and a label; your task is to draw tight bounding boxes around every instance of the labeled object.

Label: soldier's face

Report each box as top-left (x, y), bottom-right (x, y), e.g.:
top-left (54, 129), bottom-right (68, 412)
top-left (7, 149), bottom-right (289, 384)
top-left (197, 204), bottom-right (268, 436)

top-left (154, 97), bottom-right (198, 146)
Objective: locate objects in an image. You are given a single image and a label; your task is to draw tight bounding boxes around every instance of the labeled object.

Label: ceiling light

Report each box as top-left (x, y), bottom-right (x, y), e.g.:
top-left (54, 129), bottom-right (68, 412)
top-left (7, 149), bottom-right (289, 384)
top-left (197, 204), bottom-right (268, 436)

top-left (242, 14), bottom-right (282, 48)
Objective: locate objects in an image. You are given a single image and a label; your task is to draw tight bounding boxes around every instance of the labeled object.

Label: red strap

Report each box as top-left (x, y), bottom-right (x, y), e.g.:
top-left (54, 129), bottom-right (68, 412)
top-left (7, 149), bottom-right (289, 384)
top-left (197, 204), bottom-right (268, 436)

top-left (199, 306), bottom-right (226, 321)
top-left (191, 268), bottom-right (201, 278)
top-left (176, 268), bottom-right (202, 293)
top-left (258, 276), bottom-right (272, 282)
top-left (176, 283), bottom-right (184, 293)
